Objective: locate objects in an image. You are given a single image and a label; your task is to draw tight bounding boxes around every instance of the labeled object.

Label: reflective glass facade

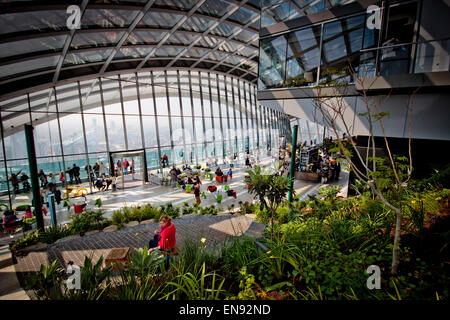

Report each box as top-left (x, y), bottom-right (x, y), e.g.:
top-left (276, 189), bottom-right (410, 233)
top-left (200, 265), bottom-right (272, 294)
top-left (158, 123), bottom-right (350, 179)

top-left (258, 0), bottom-right (450, 90)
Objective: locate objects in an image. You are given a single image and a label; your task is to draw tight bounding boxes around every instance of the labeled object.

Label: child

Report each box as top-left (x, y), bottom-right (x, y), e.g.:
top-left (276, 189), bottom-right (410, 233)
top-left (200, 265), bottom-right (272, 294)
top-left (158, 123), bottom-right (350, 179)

top-left (227, 167), bottom-right (233, 180)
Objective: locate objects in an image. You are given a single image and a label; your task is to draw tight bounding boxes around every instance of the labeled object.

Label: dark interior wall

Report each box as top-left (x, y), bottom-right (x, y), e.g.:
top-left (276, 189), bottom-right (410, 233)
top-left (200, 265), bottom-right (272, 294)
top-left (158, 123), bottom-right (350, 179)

top-left (354, 136), bottom-right (450, 179)
top-left (419, 0), bottom-right (450, 41)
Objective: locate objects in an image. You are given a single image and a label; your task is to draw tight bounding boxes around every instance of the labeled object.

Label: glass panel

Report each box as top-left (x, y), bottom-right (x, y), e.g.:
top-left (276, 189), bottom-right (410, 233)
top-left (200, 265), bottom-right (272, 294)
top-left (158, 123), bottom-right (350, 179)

top-left (71, 32), bottom-right (125, 50)
top-left (138, 11), bottom-right (183, 28)
top-left (81, 79), bottom-right (102, 113)
top-left (142, 115), bottom-right (157, 148)
top-left (154, 0), bottom-right (198, 11)
top-left (229, 7), bottom-right (259, 26)
top-left (105, 114), bottom-right (126, 151)
top-left (210, 23), bottom-right (239, 38)
top-left (125, 115), bottom-right (143, 150)
top-left (31, 111), bottom-right (62, 157)
top-left (181, 16), bottom-right (214, 33)
top-left (64, 49), bottom-right (113, 66)
top-left (0, 10), bottom-right (68, 35)
top-left (157, 116), bottom-right (171, 147)
top-left (84, 111), bottom-right (107, 153)
top-left (115, 47), bottom-right (153, 60)
top-left (258, 35), bottom-right (287, 89)
top-left (0, 56), bottom-right (58, 80)
top-left (59, 113), bottom-right (86, 155)
top-left (168, 88), bottom-right (181, 116)
top-left (414, 40), bottom-right (450, 73)
top-left (285, 25), bottom-right (321, 87)
top-left (154, 47), bottom-right (184, 57)
top-left (82, 9), bottom-right (139, 28)
top-left (125, 31), bottom-right (163, 45)
top-left (261, 2), bottom-right (302, 28)
top-left (167, 32), bottom-right (200, 46)
top-left (0, 35), bottom-right (67, 59)
top-left (198, 0), bottom-right (235, 18)
top-left (319, 14), bottom-right (366, 83)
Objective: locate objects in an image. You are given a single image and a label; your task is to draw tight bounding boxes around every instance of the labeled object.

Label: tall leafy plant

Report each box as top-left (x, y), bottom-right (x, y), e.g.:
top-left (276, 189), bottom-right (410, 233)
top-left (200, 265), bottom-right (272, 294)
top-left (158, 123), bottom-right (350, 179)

top-left (245, 163), bottom-right (292, 239)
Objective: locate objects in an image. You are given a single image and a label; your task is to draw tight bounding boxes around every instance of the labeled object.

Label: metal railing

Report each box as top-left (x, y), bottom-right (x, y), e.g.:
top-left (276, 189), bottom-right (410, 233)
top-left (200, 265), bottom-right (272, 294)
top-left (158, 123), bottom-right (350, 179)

top-left (357, 39), bottom-right (450, 78)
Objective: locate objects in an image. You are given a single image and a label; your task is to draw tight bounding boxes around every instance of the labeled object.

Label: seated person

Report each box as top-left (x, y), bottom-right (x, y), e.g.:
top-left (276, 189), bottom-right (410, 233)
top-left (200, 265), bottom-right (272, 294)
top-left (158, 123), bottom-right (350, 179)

top-left (193, 175), bottom-right (201, 186)
top-left (148, 215), bottom-right (177, 268)
top-left (3, 210), bottom-right (18, 234)
top-left (22, 206), bottom-right (33, 220)
top-left (215, 167), bottom-right (223, 177)
top-left (177, 177), bottom-right (186, 190)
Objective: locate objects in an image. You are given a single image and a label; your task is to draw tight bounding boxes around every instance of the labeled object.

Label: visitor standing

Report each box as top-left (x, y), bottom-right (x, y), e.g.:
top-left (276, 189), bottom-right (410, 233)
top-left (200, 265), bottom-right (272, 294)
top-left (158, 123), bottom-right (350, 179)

top-left (59, 171), bottom-right (66, 187)
top-left (48, 173), bottom-right (56, 185)
top-left (38, 169), bottom-right (48, 188)
top-left (116, 160), bottom-right (122, 175)
top-left (194, 184), bottom-right (201, 205)
top-left (20, 173), bottom-right (30, 192)
top-left (93, 162), bottom-right (100, 178)
top-left (73, 164), bottom-right (81, 184)
top-left (99, 162), bottom-right (105, 177)
top-left (66, 166), bottom-right (74, 185)
top-left (169, 165), bottom-right (178, 187)
top-left (123, 159), bottom-right (129, 175)
top-left (162, 154), bottom-right (168, 168)
top-left (227, 167), bottom-right (233, 180)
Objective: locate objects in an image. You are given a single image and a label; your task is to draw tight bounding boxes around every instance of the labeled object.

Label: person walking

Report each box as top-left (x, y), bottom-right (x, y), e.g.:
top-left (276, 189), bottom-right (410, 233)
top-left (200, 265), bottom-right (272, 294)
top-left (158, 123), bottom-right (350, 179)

top-left (8, 169), bottom-right (22, 194)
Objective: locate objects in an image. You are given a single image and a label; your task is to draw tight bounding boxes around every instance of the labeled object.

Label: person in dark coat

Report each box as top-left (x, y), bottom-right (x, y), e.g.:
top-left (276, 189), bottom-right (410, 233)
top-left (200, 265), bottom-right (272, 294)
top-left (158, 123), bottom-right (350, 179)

top-left (72, 164), bottom-right (81, 184)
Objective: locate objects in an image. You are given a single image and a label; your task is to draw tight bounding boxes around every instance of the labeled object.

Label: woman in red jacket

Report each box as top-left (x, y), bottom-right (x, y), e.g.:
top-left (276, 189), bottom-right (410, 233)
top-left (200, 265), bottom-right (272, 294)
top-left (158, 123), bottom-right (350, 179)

top-left (148, 214), bottom-right (176, 254)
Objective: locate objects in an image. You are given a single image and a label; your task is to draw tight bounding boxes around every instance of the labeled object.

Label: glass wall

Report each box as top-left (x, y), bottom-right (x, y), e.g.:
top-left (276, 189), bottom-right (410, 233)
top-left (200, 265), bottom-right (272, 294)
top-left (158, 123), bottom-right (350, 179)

top-left (0, 69), bottom-right (281, 207)
top-left (259, 10), bottom-right (377, 89)
top-left (261, 0), bottom-right (355, 29)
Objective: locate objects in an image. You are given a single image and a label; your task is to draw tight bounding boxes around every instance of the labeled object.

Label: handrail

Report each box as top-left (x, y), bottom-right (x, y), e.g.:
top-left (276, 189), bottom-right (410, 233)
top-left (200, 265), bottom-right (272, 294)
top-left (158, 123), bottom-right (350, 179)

top-left (359, 37), bottom-right (450, 53)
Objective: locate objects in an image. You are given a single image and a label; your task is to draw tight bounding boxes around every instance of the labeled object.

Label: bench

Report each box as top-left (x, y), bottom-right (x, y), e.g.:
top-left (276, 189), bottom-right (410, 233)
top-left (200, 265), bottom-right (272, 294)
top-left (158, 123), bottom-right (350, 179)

top-left (105, 247), bottom-right (130, 270)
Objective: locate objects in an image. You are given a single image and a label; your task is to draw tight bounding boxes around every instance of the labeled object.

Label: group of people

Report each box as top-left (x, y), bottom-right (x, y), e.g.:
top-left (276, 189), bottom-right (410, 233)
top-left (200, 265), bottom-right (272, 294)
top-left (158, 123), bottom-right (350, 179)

top-left (113, 159), bottom-right (133, 176)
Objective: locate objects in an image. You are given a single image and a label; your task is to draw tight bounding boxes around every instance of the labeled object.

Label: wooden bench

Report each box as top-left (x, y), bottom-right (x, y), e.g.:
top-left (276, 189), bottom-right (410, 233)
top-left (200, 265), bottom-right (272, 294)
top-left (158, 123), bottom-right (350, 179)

top-left (105, 247), bottom-right (130, 270)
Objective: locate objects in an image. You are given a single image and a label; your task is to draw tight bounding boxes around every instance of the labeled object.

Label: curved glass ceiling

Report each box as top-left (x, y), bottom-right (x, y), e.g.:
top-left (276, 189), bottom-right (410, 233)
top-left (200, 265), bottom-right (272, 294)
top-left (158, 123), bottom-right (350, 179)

top-left (0, 0), bottom-right (261, 101)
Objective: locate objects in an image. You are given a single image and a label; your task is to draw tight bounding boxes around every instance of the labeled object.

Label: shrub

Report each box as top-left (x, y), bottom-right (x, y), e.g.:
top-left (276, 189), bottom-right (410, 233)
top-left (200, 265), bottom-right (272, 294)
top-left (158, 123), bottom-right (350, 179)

top-left (69, 210), bottom-right (109, 235)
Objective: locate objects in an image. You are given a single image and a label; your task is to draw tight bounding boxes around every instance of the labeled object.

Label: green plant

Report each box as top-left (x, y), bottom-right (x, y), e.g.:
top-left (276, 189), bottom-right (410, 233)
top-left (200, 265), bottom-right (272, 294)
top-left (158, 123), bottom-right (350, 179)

top-left (164, 263), bottom-right (227, 300)
top-left (39, 226), bottom-right (72, 244)
top-left (69, 210), bottom-right (109, 235)
top-left (64, 255), bottom-right (112, 300)
top-left (25, 260), bottom-right (65, 300)
top-left (246, 164), bottom-right (292, 239)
